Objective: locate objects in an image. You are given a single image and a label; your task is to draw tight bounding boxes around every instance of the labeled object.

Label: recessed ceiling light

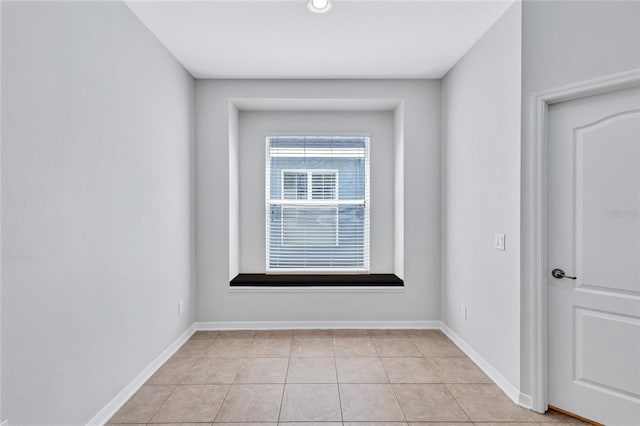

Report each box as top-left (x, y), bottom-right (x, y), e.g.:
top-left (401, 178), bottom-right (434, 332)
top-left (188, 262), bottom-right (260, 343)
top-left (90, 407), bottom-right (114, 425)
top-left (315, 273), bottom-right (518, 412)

top-left (307, 0), bottom-right (332, 14)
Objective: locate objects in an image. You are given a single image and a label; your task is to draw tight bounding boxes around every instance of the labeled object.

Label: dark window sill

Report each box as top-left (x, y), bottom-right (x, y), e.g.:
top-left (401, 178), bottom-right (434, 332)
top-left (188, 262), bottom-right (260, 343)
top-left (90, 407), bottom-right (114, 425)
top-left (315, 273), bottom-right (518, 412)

top-left (230, 273), bottom-right (404, 287)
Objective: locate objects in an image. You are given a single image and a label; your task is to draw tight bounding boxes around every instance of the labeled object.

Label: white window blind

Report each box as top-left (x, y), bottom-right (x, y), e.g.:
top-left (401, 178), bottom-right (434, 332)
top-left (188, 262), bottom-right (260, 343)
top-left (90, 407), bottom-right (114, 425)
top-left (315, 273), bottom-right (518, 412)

top-left (266, 136), bottom-right (370, 272)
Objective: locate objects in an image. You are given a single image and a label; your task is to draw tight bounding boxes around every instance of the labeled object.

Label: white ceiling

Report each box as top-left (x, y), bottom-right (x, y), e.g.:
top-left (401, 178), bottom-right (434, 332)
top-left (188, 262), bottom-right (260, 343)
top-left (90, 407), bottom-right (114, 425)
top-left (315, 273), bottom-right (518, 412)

top-left (125, 0), bottom-right (515, 79)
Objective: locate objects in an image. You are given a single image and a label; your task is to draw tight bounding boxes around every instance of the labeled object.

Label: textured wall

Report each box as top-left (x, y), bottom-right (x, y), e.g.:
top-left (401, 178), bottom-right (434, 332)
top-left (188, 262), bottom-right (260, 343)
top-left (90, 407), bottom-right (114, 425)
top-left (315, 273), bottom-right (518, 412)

top-left (1, 1), bottom-right (194, 423)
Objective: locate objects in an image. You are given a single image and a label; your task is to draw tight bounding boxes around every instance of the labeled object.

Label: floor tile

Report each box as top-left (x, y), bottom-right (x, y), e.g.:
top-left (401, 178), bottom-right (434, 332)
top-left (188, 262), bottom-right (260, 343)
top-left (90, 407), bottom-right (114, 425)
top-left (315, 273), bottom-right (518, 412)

top-left (107, 424), bottom-right (146, 426)
top-left (286, 357), bottom-right (337, 383)
top-left (174, 339), bottom-right (211, 358)
top-left (332, 329), bottom-right (371, 337)
top-left (412, 336), bottom-right (465, 358)
top-left (149, 423), bottom-right (212, 426)
top-left (409, 422), bottom-right (473, 426)
top-left (472, 423), bottom-right (538, 426)
top-left (405, 329), bottom-right (446, 338)
top-left (191, 330), bottom-right (219, 339)
top-left (182, 357), bottom-right (243, 384)
top-left (345, 423), bottom-right (409, 426)
top-left (279, 384), bottom-right (342, 421)
top-left (339, 384), bottom-right (405, 421)
top-left (393, 384), bottom-right (469, 422)
top-left (336, 357), bottom-right (389, 383)
top-left (255, 330), bottom-right (295, 338)
top-left (429, 358), bottom-right (491, 383)
top-left (293, 329), bottom-right (335, 338)
top-left (530, 408), bottom-right (591, 423)
top-left (235, 358), bottom-right (289, 383)
top-left (333, 337), bottom-right (378, 357)
top-left (369, 329), bottom-right (409, 337)
top-left (216, 330), bottom-right (257, 339)
top-left (217, 424), bottom-right (277, 426)
top-left (107, 424), bottom-right (145, 426)
top-left (108, 385), bottom-right (175, 424)
top-left (280, 423), bottom-right (342, 426)
top-left (291, 337), bottom-right (334, 357)
top-left (150, 385), bottom-right (228, 423)
top-left (215, 384), bottom-right (284, 422)
top-left (113, 329), bottom-right (552, 425)
top-left (147, 357), bottom-right (197, 385)
top-left (408, 423), bottom-right (472, 426)
top-left (447, 384), bottom-right (537, 422)
top-left (381, 357), bottom-right (441, 383)
top-left (216, 424), bottom-right (277, 426)
top-left (373, 338), bottom-right (422, 357)
top-left (207, 338), bottom-right (254, 357)
top-left (249, 337), bottom-right (292, 357)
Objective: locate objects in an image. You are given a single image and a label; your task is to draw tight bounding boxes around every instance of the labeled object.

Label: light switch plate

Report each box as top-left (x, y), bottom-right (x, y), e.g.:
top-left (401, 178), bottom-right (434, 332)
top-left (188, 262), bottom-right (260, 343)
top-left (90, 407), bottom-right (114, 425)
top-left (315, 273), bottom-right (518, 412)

top-left (494, 233), bottom-right (506, 250)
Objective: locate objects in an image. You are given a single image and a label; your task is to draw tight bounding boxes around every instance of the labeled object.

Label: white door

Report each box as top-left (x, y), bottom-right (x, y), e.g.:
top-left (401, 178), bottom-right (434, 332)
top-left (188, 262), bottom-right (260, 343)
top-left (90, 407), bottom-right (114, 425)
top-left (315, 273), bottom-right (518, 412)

top-left (548, 86), bottom-right (640, 426)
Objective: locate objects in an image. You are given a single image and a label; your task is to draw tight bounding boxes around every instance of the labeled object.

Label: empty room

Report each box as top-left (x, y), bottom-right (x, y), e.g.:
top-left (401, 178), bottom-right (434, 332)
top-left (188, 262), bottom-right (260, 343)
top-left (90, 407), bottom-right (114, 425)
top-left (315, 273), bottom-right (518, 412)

top-left (1, 0), bottom-right (639, 425)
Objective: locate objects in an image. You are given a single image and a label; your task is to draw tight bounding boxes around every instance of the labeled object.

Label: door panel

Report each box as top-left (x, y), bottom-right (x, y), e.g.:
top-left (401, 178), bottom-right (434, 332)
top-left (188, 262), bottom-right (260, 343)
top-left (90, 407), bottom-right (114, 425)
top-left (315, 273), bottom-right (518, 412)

top-left (575, 308), bottom-right (640, 398)
top-left (578, 112), bottom-right (640, 294)
top-left (548, 86), bottom-right (640, 426)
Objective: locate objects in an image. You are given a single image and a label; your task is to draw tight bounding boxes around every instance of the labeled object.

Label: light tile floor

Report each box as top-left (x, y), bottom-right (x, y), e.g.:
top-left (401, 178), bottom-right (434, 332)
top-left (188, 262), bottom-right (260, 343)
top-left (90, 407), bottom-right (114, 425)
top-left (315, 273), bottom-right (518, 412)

top-left (108, 329), bottom-right (588, 425)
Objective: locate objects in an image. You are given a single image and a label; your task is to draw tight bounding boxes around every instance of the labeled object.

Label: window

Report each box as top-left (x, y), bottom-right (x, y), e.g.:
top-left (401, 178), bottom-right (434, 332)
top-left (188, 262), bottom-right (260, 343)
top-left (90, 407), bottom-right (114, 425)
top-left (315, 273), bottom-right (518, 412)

top-left (281, 170), bottom-right (338, 247)
top-left (266, 136), bottom-right (370, 272)
top-left (282, 170), bottom-right (337, 201)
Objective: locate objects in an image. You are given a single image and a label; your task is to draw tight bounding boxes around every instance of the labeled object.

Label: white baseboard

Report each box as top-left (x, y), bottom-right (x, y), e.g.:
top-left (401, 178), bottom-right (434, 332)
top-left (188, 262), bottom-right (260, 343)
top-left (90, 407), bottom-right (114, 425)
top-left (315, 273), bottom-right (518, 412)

top-left (440, 323), bottom-right (533, 410)
top-left (1, 419), bottom-right (8, 426)
top-left (195, 320), bottom-right (442, 330)
top-left (86, 324), bottom-right (196, 426)
top-left (518, 392), bottom-right (534, 409)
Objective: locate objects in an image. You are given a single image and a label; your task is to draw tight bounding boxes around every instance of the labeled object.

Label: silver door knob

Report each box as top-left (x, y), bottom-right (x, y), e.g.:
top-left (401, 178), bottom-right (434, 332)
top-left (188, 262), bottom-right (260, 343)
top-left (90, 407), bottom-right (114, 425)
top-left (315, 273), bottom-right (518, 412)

top-left (551, 268), bottom-right (577, 280)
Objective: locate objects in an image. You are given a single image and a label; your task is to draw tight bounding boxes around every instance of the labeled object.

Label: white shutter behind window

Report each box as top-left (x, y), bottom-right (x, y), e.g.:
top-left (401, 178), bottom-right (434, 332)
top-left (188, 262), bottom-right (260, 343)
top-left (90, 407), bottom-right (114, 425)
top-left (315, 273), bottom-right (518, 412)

top-left (266, 136), bottom-right (370, 272)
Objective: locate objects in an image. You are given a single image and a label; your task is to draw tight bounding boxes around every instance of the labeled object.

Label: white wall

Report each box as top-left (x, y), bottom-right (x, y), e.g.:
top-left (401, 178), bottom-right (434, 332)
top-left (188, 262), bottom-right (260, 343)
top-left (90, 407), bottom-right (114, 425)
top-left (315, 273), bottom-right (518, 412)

top-left (1, 1), bottom-right (194, 424)
top-left (441, 1), bottom-right (522, 390)
top-left (195, 80), bottom-right (440, 322)
top-left (520, 0), bottom-right (640, 399)
top-left (0, 3), bottom-right (3, 421)
top-left (238, 110), bottom-right (394, 273)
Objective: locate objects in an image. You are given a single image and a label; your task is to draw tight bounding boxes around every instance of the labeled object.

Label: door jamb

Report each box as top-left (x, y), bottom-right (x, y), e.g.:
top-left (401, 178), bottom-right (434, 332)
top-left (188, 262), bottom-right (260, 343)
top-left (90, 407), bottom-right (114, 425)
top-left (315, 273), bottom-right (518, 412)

top-left (526, 68), bottom-right (640, 413)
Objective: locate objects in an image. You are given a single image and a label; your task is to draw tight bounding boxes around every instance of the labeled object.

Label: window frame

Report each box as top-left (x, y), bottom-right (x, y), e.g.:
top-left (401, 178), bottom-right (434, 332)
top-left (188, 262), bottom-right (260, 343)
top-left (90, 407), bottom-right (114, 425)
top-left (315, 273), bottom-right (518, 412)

top-left (265, 135), bottom-right (370, 274)
top-left (280, 169), bottom-right (339, 201)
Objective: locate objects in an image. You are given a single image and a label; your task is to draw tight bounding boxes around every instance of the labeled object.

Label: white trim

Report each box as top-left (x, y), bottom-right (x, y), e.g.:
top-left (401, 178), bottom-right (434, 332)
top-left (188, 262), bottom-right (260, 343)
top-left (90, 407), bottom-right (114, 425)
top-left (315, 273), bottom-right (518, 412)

top-left (519, 392), bottom-right (534, 409)
top-left (85, 324), bottom-right (196, 426)
top-left (1, 420), bottom-right (8, 426)
top-left (272, 200), bottom-right (361, 205)
top-left (195, 320), bottom-right (441, 330)
top-left (266, 135), bottom-right (370, 272)
top-left (271, 148), bottom-right (365, 158)
top-left (525, 68), bottom-right (640, 413)
top-left (440, 324), bottom-right (532, 410)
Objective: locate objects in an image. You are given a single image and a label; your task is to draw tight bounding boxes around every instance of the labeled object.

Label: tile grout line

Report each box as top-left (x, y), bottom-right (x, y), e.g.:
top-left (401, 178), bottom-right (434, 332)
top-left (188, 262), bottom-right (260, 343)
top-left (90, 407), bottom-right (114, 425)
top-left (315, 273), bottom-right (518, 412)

top-left (212, 336), bottom-right (249, 423)
top-left (332, 338), bottom-right (345, 423)
top-left (275, 336), bottom-right (293, 422)
top-left (210, 380), bottom-right (234, 423)
top-left (145, 384), bottom-right (178, 424)
top-left (380, 351), bottom-right (409, 423)
top-left (138, 344), bottom-right (215, 425)
top-left (443, 382), bottom-right (473, 423)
